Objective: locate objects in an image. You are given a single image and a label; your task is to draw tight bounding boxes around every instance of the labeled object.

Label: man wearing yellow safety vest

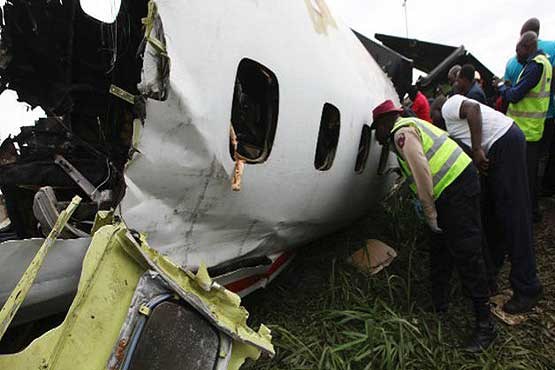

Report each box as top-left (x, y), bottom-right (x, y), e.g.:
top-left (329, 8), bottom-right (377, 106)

top-left (371, 100), bottom-right (495, 353)
top-left (498, 31), bottom-right (553, 222)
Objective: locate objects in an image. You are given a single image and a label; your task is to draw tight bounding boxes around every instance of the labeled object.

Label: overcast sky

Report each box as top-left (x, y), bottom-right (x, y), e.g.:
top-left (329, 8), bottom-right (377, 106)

top-left (326, 0), bottom-right (555, 76)
top-left (1, 0), bottom-right (554, 139)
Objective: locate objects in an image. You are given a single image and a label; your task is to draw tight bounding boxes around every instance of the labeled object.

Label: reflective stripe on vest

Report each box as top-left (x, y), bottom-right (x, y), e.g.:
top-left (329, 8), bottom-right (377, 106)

top-left (391, 117), bottom-right (471, 199)
top-left (507, 54), bottom-right (552, 142)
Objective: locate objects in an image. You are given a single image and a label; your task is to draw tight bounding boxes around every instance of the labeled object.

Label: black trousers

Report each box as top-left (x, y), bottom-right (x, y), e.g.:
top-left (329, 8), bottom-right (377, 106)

top-left (541, 118), bottom-right (555, 192)
top-left (526, 140), bottom-right (542, 219)
top-left (483, 124), bottom-right (541, 297)
top-left (430, 165), bottom-right (491, 321)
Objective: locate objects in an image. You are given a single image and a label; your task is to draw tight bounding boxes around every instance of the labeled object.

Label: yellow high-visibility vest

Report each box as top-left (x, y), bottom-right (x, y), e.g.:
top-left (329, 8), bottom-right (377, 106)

top-left (507, 54), bottom-right (552, 142)
top-left (391, 117), bottom-right (471, 199)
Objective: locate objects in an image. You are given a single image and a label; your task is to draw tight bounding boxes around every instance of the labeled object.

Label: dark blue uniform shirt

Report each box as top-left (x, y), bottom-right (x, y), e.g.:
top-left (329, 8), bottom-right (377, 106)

top-left (499, 50), bottom-right (545, 104)
top-left (466, 81), bottom-right (487, 104)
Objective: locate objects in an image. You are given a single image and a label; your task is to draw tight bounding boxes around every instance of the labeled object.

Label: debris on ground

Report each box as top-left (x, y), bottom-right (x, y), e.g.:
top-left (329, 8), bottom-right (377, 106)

top-left (490, 290), bottom-right (529, 326)
top-left (347, 239), bottom-right (397, 275)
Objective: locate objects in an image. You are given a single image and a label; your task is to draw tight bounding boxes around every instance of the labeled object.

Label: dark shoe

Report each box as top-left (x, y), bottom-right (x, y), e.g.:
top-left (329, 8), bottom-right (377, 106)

top-left (503, 290), bottom-right (543, 314)
top-left (463, 319), bottom-right (496, 353)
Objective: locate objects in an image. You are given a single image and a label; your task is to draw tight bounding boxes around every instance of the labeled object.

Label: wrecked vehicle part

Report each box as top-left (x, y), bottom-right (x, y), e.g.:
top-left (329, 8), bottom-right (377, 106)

top-left (0, 237), bottom-right (90, 325)
top-left (124, 300), bottom-right (222, 370)
top-left (121, 0), bottom-right (397, 269)
top-left (33, 186), bottom-right (90, 238)
top-left (107, 273), bottom-right (228, 370)
top-left (137, 0), bottom-right (170, 102)
top-left (0, 218), bottom-right (273, 369)
top-left (0, 0), bottom-right (148, 238)
top-left (0, 0), bottom-right (397, 319)
top-left (0, 197), bottom-right (82, 338)
top-left (0, 0), bottom-right (397, 260)
top-left (121, 231), bottom-right (274, 354)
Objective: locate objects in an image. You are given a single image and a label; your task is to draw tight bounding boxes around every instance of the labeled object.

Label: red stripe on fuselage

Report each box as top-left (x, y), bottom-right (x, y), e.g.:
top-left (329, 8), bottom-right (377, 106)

top-left (225, 251), bottom-right (294, 293)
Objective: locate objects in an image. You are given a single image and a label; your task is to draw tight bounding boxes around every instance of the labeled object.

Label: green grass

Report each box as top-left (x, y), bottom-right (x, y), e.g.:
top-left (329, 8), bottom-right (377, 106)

top-left (243, 188), bottom-right (555, 370)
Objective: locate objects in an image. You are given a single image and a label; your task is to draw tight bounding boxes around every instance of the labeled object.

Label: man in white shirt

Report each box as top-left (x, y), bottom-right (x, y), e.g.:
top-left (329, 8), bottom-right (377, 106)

top-left (431, 95), bottom-right (543, 314)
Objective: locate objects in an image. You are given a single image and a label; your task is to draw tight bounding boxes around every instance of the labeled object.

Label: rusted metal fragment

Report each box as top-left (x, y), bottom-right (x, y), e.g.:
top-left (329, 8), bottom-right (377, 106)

top-left (110, 338), bottom-right (128, 370)
top-left (232, 159), bottom-right (245, 192)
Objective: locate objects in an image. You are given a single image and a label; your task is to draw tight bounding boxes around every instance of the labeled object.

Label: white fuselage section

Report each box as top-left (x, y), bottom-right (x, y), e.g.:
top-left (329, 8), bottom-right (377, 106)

top-left (0, 0), bottom-right (399, 323)
top-left (121, 0), bottom-right (398, 268)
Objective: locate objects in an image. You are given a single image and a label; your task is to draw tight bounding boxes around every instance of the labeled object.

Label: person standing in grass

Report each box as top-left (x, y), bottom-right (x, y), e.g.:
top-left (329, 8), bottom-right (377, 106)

top-left (498, 31), bottom-right (552, 223)
top-left (431, 95), bottom-right (543, 314)
top-left (371, 99), bottom-right (496, 353)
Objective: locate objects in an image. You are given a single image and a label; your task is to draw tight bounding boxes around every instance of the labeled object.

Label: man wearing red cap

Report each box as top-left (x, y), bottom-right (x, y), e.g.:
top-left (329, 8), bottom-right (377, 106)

top-left (371, 99), bottom-right (495, 352)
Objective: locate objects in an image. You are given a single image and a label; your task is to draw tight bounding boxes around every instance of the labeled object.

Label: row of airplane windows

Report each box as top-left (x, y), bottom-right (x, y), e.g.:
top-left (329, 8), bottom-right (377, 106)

top-left (229, 58), bottom-right (373, 174)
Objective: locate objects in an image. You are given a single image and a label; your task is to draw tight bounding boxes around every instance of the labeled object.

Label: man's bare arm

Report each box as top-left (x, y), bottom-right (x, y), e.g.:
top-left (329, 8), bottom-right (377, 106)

top-left (460, 100), bottom-right (489, 173)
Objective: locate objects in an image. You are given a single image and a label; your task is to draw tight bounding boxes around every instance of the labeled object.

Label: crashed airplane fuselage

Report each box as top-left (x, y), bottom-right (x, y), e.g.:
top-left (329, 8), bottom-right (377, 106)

top-left (0, 0), bottom-right (397, 322)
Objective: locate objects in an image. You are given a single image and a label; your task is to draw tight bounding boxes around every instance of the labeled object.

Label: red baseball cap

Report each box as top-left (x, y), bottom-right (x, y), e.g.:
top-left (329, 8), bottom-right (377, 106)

top-left (370, 100), bottom-right (402, 129)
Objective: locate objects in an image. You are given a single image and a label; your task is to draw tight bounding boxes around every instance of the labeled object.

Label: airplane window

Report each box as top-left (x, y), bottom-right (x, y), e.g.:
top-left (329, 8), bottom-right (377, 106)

top-left (229, 58), bottom-right (279, 164)
top-left (355, 124), bottom-right (371, 173)
top-left (314, 103), bottom-right (340, 171)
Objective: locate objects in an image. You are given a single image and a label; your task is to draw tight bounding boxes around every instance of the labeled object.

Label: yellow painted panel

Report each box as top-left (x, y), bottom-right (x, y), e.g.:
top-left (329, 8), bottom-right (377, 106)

top-left (0, 225), bottom-right (144, 370)
top-left (0, 220), bottom-right (273, 369)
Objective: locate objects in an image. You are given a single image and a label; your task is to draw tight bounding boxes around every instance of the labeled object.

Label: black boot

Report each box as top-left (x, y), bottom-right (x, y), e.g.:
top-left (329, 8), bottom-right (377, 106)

top-left (503, 288), bottom-right (543, 314)
top-left (463, 319), bottom-right (496, 353)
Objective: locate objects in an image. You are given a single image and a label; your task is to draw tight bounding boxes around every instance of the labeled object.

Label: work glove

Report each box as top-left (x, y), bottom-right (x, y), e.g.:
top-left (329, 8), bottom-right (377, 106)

top-left (412, 199), bottom-right (425, 221)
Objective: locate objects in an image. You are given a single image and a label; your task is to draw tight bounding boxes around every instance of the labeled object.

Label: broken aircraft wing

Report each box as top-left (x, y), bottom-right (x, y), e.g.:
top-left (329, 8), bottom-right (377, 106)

top-left (375, 33), bottom-right (496, 98)
top-left (353, 30), bottom-right (413, 100)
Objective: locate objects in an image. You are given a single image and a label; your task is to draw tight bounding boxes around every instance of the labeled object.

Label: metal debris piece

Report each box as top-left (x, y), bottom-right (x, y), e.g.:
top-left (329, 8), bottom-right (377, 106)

top-left (232, 159), bottom-right (246, 192)
top-left (490, 290), bottom-right (528, 326)
top-left (348, 239), bottom-right (397, 275)
top-left (109, 84), bottom-right (136, 105)
top-left (0, 196), bottom-right (82, 339)
top-left (230, 125), bottom-right (246, 192)
top-left (54, 154), bottom-right (112, 206)
top-left (33, 186), bottom-right (89, 238)
top-left (0, 216), bottom-right (273, 369)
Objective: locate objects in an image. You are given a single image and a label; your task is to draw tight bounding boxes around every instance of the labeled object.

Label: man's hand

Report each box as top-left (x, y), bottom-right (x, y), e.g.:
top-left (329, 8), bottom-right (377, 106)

top-left (472, 148), bottom-right (489, 174)
top-left (426, 217), bottom-right (443, 234)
